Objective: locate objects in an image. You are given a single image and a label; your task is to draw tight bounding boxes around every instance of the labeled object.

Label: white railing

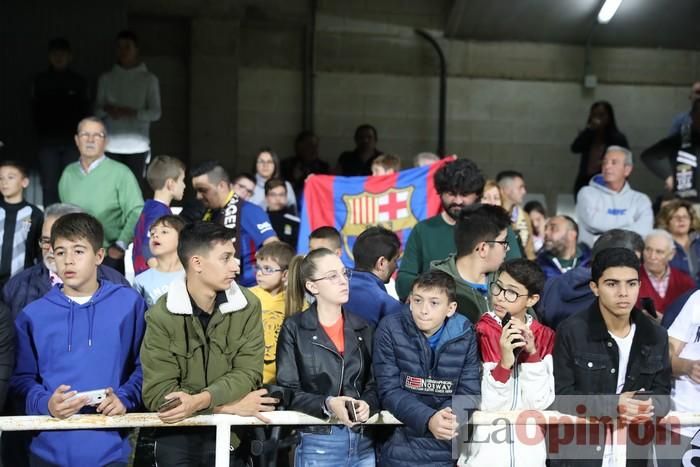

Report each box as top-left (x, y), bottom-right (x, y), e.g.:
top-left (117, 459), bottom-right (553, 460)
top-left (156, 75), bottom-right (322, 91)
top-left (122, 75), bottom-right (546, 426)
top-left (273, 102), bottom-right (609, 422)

top-left (0, 410), bottom-right (697, 467)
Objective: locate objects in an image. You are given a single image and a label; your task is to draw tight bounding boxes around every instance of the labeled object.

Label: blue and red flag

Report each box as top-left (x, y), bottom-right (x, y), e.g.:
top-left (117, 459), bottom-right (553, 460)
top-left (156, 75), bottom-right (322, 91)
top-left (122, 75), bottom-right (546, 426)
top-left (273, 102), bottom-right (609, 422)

top-left (298, 156), bottom-right (456, 265)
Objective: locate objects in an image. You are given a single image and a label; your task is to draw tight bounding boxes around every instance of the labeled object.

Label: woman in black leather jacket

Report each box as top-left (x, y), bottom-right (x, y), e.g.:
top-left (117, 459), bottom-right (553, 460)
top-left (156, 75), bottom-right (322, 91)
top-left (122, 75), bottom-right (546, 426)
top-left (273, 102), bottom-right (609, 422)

top-left (276, 248), bottom-right (379, 466)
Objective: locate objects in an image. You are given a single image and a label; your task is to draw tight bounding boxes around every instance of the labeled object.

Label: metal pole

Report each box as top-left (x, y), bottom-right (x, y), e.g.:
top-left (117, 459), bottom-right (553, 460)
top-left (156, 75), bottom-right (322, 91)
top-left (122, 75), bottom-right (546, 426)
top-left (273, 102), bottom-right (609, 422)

top-left (415, 29), bottom-right (447, 157)
top-left (215, 421), bottom-right (232, 467)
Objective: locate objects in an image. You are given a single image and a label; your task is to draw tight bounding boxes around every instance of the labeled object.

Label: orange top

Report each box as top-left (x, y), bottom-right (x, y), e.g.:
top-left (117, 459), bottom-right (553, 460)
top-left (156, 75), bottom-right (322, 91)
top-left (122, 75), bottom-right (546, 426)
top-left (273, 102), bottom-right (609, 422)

top-left (321, 314), bottom-right (345, 355)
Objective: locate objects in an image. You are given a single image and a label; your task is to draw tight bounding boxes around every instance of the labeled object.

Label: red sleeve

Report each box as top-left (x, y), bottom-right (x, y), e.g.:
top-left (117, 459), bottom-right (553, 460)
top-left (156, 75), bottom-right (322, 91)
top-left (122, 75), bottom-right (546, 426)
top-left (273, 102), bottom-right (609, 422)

top-left (475, 317), bottom-right (502, 363)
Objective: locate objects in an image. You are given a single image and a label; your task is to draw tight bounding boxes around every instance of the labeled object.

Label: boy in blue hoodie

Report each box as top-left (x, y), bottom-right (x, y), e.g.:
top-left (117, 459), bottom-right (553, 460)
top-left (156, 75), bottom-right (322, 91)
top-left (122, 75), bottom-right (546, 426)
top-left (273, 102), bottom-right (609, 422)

top-left (11, 213), bottom-right (146, 467)
top-left (373, 270), bottom-right (481, 467)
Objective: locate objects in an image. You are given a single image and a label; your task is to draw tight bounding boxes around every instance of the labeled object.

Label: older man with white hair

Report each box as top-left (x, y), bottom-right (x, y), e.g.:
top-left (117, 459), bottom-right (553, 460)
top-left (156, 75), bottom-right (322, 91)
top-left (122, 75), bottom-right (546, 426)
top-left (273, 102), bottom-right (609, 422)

top-left (575, 145), bottom-right (653, 247)
top-left (638, 229), bottom-right (695, 316)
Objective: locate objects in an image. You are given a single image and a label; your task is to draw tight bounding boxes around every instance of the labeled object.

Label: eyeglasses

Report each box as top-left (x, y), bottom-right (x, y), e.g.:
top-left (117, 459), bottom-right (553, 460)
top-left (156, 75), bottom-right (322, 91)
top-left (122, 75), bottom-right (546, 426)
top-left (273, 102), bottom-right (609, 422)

top-left (485, 240), bottom-right (510, 252)
top-left (490, 282), bottom-right (528, 303)
top-left (310, 269), bottom-right (351, 284)
top-left (39, 237), bottom-right (51, 248)
top-left (255, 265), bottom-right (284, 275)
top-left (77, 132), bottom-right (106, 140)
top-left (234, 182), bottom-right (254, 196)
top-left (257, 160), bottom-right (275, 165)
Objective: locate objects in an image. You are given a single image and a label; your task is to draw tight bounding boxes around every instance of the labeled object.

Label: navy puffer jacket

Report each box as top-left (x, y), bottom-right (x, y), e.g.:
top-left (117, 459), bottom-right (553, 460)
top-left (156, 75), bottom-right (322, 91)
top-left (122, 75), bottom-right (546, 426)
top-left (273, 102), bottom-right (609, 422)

top-left (373, 308), bottom-right (480, 467)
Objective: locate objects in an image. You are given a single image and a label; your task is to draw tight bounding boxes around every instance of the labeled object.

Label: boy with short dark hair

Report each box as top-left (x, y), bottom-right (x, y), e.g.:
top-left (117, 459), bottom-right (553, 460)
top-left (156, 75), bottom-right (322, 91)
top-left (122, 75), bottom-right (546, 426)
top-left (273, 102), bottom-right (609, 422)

top-left (308, 225), bottom-right (342, 257)
top-left (432, 204), bottom-right (512, 323)
top-left (373, 270), bottom-right (481, 467)
top-left (264, 178), bottom-right (300, 247)
top-left (309, 225), bottom-right (343, 256)
top-left (552, 247), bottom-right (671, 467)
top-left (140, 221), bottom-right (267, 466)
top-left (461, 259), bottom-right (554, 466)
top-left (133, 214), bottom-right (186, 306)
top-left (10, 213), bottom-right (146, 467)
top-left (0, 161), bottom-right (43, 286)
top-left (132, 155), bottom-right (186, 274)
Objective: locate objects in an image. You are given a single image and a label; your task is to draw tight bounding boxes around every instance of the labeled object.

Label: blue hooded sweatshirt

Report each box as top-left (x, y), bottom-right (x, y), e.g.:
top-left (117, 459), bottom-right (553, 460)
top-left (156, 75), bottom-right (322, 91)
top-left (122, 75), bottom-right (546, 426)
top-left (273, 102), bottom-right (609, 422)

top-left (11, 280), bottom-right (146, 466)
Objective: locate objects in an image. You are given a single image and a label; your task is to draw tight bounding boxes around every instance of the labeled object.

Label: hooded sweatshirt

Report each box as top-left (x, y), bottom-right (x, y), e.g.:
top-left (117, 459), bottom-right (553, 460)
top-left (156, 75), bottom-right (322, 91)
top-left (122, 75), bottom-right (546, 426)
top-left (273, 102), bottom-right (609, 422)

top-left (96, 63), bottom-right (161, 154)
top-left (575, 175), bottom-right (653, 247)
top-left (431, 255), bottom-right (493, 324)
top-left (11, 281), bottom-right (146, 466)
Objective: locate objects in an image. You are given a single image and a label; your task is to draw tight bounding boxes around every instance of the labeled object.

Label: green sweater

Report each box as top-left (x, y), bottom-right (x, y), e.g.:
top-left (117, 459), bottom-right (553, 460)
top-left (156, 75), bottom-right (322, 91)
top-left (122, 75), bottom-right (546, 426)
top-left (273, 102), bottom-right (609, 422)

top-left (396, 214), bottom-right (522, 299)
top-left (58, 158), bottom-right (144, 247)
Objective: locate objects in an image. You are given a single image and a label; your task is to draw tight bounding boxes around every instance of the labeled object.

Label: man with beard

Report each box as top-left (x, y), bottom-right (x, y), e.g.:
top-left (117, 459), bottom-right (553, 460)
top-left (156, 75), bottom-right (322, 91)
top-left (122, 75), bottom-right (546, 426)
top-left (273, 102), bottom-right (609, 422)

top-left (396, 158), bottom-right (522, 300)
top-left (536, 215), bottom-right (590, 280)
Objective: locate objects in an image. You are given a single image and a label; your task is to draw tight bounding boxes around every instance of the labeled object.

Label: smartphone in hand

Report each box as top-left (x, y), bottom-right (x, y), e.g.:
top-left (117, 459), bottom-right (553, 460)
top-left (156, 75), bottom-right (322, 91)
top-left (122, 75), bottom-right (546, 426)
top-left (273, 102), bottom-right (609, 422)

top-left (158, 397), bottom-right (182, 413)
top-left (345, 400), bottom-right (358, 423)
top-left (501, 312), bottom-right (523, 357)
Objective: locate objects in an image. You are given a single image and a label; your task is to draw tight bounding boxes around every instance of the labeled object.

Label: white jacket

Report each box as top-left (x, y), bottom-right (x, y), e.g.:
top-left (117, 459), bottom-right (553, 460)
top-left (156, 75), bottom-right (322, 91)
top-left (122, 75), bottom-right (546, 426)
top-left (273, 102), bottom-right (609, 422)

top-left (96, 63), bottom-right (161, 154)
top-left (575, 175), bottom-right (653, 247)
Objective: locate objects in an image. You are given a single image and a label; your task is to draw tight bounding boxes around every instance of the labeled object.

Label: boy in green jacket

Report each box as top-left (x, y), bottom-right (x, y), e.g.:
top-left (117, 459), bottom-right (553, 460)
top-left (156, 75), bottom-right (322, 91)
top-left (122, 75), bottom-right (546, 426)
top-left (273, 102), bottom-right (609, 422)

top-left (141, 221), bottom-right (273, 466)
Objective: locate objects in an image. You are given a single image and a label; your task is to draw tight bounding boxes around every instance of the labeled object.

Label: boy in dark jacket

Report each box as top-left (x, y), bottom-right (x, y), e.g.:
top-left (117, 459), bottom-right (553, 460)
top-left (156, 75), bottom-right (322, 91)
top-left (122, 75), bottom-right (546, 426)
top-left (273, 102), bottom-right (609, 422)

top-left (552, 247), bottom-right (672, 467)
top-left (10, 213), bottom-right (146, 467)
top-left (374, 270), bottom-right (481, 467)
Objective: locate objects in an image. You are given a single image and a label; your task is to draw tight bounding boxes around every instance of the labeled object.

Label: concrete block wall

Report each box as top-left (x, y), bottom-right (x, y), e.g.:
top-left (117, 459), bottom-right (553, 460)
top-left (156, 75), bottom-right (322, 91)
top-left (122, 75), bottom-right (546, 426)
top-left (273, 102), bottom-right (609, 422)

top-left (237, 12), bottom-right (698, 210)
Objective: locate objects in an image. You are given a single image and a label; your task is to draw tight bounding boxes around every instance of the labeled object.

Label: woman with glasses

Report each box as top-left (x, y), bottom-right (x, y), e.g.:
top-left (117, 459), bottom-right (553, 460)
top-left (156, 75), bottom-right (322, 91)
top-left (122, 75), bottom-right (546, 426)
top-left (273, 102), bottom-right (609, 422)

top-left (656, 199), bottom-right (700, 285)
top-left (276, 248), bottom-right (378, 466)
top-left (249, 147), bottom-right (297, 214)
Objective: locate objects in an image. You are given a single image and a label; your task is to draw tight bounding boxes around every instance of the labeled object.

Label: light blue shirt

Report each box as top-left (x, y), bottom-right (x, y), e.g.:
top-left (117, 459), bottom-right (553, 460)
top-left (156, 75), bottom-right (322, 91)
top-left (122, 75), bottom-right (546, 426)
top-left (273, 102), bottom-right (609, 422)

top-left (133, 268), bottom-right (185, 307)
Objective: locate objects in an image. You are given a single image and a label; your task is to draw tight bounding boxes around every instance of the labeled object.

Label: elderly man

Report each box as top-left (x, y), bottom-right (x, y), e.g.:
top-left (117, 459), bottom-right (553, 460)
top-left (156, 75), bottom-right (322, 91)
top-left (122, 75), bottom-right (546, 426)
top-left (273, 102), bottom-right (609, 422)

top-left (575, 146), bottom-right (653, 247)
top-left (191, 161), bottom-right (278, 287)
top-left (58, 116), bottom-right (144, 274)
top-left (638, 229), bottom-right (695, 316)
top-left (536, 215), bottom-right (590, 280)
top-left (1, 203), bottom-right (129, 320)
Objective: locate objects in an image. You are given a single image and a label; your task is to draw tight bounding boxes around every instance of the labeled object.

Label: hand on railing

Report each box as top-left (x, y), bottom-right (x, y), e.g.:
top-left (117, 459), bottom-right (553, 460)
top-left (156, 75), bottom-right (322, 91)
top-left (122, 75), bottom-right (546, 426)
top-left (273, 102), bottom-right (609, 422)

top-left (158, 391), bottom-right (211, 424)
top-left (95, 388), bottom-right (126, 416)
top-left (214, 389), bottom-right (279, 423)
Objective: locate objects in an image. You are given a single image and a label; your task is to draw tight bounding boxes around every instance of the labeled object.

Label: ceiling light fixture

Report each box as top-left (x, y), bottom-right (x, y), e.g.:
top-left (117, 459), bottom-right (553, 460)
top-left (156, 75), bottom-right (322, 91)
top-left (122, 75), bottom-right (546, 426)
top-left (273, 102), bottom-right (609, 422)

top-left (597, 0), bottom-right (623, 24)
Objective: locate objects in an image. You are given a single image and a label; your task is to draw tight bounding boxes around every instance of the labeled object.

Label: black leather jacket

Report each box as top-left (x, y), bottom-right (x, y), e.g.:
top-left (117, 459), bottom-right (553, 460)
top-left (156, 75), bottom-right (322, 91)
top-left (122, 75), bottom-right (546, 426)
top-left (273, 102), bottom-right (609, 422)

top-left (551, 301), bottom-right (672, 467)
top-left (276, 304), bottom-right (379, 433)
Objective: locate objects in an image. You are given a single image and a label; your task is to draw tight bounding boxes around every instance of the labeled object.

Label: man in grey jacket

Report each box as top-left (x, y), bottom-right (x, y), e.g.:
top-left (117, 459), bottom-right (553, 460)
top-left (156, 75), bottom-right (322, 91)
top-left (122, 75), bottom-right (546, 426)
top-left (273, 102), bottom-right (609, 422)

top-left (575, 146), bottom-right (653, 247)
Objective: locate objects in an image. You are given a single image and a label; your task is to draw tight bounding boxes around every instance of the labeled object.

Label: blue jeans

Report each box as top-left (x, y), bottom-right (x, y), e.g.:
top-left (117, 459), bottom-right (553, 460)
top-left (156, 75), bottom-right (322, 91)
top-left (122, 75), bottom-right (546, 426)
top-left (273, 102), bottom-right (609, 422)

top-left (295, 426), bottom-right (375, 467)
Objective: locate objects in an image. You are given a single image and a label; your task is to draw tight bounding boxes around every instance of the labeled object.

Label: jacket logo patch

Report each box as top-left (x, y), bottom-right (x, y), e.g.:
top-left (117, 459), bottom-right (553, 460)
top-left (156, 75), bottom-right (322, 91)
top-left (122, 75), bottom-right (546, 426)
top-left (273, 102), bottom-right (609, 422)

top-left (403, 375), bottom-right (455, 395)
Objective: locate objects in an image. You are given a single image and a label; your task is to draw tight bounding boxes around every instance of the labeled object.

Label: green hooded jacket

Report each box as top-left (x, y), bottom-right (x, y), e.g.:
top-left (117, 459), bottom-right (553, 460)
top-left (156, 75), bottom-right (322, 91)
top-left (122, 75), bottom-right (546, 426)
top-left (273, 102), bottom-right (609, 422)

top-left (431, 255), bottom-right (494, 324)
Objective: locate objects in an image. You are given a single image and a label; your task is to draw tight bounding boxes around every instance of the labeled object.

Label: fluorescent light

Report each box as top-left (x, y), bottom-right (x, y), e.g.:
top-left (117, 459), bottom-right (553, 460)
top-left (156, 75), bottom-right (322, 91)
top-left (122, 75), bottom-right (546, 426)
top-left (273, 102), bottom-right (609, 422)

top-left (597, 0), bottom-right (623, 24)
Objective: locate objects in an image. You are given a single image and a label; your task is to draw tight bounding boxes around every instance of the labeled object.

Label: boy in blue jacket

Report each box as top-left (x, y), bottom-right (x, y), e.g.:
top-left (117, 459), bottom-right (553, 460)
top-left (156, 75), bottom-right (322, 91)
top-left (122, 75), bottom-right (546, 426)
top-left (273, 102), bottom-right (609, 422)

top-left (11, 213), bottom-right (146, 467)
top-left (373, 270), bottom-right (481, 467)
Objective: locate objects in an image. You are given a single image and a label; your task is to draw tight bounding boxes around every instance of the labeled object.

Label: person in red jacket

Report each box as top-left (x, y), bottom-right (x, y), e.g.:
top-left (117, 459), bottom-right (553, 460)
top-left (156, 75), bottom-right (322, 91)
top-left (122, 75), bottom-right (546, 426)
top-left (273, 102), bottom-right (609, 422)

top-left (638, 229), bottom-right (696, 316)
top-left (460, 258), bottom-right (555, 467)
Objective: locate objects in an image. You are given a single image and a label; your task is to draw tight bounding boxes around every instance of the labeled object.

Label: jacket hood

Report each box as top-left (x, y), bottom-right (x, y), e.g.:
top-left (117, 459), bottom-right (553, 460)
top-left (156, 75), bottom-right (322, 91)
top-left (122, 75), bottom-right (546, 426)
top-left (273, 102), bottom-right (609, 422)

top-left (555, 266), bottom-right (592, 302)
top-left (589, 174), bottom-right (630, 196)
top-left (43, 280), bottom-right (126, 351)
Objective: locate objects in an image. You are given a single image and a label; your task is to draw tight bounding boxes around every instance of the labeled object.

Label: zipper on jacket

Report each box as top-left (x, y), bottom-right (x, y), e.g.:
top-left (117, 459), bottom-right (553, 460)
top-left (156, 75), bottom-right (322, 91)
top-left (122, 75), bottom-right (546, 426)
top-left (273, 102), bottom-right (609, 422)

top-left (353, 339), bottom-right (363, 398)
top-left (312, 342), bottom-right (345, 397)
top-left (508, 363), bottom-right (520, 467)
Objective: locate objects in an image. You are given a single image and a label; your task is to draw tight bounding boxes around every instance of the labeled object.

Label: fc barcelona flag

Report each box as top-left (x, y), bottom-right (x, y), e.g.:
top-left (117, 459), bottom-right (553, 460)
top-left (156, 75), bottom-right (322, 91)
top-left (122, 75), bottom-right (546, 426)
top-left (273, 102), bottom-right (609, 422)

top-left (298, 156), bottom-right (456, 265)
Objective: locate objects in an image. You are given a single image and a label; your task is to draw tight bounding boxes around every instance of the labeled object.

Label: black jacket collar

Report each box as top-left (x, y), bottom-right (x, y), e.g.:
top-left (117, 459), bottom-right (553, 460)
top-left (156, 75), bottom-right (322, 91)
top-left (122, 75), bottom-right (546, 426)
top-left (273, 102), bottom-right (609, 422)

top-left (586, 300), bottom-right (659, 345)
top-left (298, 303), bottom-right (369, 357)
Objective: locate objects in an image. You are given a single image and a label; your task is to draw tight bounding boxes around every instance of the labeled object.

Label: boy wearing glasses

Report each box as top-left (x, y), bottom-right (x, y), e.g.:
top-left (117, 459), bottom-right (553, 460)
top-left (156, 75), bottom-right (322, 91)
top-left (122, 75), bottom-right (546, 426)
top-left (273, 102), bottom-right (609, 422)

top-left (0, 160), bottom-right (43, 285)
top-left (250, 241), bottom-right (295, 383)
top-left (432, 204), bottom-right (512, 323)
top-left (460, 259), bottom-right (554, 467)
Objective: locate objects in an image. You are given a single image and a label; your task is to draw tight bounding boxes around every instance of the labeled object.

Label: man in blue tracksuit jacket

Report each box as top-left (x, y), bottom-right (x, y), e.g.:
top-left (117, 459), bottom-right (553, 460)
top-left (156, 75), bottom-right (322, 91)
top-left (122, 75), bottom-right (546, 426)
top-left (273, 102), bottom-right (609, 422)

top-left (10, 213), bottom-right (146, 467)
top-left (373, 270), bottom-right (481, 467)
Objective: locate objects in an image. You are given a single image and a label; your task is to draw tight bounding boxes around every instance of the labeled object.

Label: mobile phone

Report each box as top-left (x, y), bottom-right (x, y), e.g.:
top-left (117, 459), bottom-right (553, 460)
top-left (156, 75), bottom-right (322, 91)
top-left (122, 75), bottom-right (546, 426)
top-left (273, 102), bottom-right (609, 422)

top-left (640, 298), bottom-right (658, 319)
top-left (501, 312), bottom-right (523, 357)
top-left (67, 389), bottom-right (107, 406)
top-left (345, 400), bottom-right (358, 423)
top-left (632, 390), bottom-right (654, 400)
top-left (158, 397), bottom-right (182, 413)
